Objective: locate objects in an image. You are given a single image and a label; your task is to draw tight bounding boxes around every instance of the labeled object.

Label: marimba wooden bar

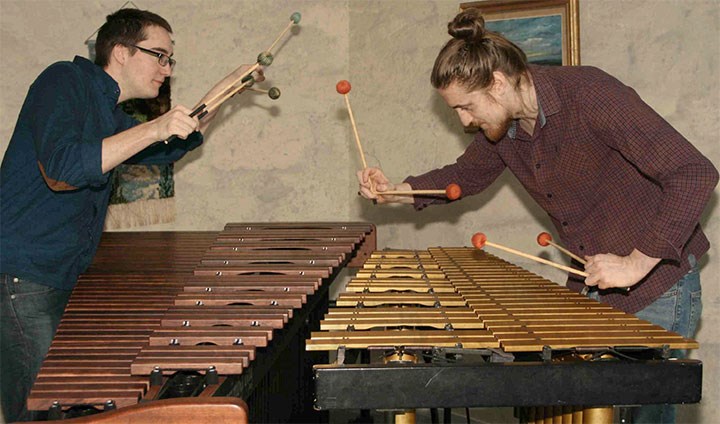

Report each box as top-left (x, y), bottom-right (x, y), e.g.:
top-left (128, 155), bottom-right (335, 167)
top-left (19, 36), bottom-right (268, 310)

top-left (309, 247), bottom-right (702, 423)
top-left (27, 222), bottom-right (375, 423)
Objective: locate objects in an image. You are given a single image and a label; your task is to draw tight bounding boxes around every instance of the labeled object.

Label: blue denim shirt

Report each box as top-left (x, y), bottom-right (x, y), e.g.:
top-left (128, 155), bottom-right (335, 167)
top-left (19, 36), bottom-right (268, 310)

top-left (0, 56), bottom-right (203, 290)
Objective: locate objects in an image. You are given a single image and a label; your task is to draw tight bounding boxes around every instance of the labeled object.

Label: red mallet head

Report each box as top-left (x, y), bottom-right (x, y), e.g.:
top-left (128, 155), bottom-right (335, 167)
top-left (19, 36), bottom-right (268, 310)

top-left (445, 183), bottom-right (462, 200)
top-left (471, 232), bottom-right (487, 249)
top-left (537, 232), bottom-right (553, 247)
top-left (336, 80), bottom-right (351, 95)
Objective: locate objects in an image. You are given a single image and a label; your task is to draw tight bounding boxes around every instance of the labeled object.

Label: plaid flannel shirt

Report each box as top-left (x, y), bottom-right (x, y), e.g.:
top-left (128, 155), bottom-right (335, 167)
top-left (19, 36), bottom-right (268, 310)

top-left (405, 65), bottom-right (718, 313)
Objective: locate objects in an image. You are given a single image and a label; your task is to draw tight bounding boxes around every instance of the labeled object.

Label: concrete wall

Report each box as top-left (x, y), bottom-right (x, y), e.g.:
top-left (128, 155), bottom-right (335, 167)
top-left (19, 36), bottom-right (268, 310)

top-left (1, 0), bottom-right (717, 421)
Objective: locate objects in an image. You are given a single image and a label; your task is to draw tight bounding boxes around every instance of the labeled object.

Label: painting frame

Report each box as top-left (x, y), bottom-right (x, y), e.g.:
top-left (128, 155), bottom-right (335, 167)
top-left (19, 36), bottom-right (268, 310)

top-left (460, 0), bottom-right (580, 66)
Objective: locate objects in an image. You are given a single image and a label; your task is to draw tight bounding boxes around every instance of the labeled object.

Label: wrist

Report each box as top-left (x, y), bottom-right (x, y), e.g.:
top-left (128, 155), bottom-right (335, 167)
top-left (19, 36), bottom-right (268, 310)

top-left (141, 119), bottom-right (163, 143)
top-left (393, 182), bottom-right (415, 204)
top-left (630, 248), bottom-right (661, 276)
top-left (395, 182), bottom-right (412, 192)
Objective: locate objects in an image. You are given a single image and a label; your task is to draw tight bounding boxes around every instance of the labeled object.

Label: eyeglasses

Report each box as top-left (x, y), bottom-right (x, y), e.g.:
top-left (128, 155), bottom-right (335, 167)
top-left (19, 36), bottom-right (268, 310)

top-left (132, 45), bottom-right (176, 69)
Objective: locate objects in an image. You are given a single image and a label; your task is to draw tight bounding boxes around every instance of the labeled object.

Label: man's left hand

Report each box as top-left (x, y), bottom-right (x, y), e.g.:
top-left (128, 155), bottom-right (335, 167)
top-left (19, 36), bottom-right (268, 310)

top-left (584, 249), bottom-right (661, 290)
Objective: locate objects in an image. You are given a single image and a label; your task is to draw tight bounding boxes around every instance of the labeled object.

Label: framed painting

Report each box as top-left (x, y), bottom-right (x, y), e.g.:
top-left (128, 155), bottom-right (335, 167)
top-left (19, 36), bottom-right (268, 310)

top-left (460, 0), bottom-right (580, 66)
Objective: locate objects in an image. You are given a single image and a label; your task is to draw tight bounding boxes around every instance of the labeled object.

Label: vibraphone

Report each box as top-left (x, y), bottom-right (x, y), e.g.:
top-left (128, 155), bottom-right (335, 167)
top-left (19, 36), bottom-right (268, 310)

top-left (27, 222), bottom-right (376, 422)
top-left (309, 247), bottom-right (702, 423)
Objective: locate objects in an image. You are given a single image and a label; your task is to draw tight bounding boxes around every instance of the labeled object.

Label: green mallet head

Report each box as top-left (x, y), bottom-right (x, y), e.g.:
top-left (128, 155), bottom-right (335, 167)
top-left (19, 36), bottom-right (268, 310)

top-left (241, 74), bottom-right (255, 88)
top-left (268, 87), bottom-right (281, 100)
top-left (257, 51), bottom-right (274, 66)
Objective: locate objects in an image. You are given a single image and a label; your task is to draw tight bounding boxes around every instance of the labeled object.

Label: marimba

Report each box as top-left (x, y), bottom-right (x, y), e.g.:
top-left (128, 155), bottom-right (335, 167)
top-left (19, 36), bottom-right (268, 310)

top-left (27, 222), bottom-right (375, 423)
top-left (308, 247), bottom-right (702, 423)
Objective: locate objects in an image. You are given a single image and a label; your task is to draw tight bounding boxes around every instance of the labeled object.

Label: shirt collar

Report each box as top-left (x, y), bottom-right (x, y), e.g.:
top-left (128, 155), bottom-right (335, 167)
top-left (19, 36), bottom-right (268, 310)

top-left (72, 56), bottom-right (121, 107)
top-left (508, 103), bottom-right (546, 140)
top-left (507, 65), bottom-right (557, 140)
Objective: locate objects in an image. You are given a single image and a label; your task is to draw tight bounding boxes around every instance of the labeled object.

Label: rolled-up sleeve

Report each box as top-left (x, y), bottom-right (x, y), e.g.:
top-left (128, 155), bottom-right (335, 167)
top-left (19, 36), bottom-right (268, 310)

top-left (29, 64), bottom-right (108, 190)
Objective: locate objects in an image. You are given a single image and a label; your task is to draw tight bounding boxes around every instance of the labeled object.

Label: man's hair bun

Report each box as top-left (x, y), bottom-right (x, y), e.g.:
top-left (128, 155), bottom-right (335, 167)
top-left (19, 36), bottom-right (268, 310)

top-left (448, 8), bottom-right (486, 44)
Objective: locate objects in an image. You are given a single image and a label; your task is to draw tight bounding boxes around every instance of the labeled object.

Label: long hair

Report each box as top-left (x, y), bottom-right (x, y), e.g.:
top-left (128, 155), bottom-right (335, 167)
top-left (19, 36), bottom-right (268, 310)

top-left (94, 9), bottom-right (172, 67)
top-left (431, 8), bottom-right (528, 91)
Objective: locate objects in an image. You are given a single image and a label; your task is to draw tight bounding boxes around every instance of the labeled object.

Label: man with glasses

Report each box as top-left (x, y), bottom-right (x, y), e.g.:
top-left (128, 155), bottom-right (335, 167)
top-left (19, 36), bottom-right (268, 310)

top-left (132, 45), bottom-right (177, 69)
top-left (0, 8), bottom-right (262, 422)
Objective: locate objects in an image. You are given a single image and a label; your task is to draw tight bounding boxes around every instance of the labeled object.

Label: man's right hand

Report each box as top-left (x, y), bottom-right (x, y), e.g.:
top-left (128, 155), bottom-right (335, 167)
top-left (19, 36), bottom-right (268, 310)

top-left (356, 167), bottom-right (414, 204)
top-left (154, 105), bottom-right (200, 141)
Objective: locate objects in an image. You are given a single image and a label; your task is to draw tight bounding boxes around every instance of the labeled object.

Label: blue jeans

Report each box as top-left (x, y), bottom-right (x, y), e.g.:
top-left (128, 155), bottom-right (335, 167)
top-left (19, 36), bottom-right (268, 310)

top-left (588, 255), bottom-right (702, 424)
top-left (633, 255), bottom-right (701, 424)
top-left (1, 274), bottom-right (71, 422)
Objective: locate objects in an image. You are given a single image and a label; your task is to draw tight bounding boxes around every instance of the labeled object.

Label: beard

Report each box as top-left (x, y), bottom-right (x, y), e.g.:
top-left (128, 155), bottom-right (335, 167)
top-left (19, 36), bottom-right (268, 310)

top-left (479, 117), bottom-right (513, 143)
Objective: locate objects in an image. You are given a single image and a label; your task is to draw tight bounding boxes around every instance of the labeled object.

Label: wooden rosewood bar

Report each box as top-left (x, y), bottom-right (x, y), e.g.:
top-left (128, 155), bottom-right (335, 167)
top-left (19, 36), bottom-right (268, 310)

top-left (27, 222), bottom-right (375, 423)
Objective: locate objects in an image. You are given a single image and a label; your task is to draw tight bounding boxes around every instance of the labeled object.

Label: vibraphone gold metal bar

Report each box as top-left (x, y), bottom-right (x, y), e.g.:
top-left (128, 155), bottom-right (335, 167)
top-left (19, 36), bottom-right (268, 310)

top-left (309, 247), bottom-right (702, 423)
top-left (27, 222), bottom-right (375, 422)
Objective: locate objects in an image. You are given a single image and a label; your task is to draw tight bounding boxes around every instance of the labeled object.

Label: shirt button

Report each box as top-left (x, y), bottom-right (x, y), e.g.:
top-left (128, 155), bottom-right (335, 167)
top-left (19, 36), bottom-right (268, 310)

top-left (10, 294), bottom-right (16, 300)
top-left (562, 221), bottom-right (568, 226)
top-left (535, 163), bottom-right (541, 169)
top-left (546, 193), bottom-right (553, 199)
top-left (12, 277), bottom-right (19, 283)
top-left (579, 245), bottom-right (584, 251)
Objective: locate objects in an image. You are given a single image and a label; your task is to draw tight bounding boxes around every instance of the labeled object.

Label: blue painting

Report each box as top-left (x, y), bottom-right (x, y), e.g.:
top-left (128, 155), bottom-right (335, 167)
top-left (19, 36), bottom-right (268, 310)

top-left (486, 15), bottom-right (563, 66)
